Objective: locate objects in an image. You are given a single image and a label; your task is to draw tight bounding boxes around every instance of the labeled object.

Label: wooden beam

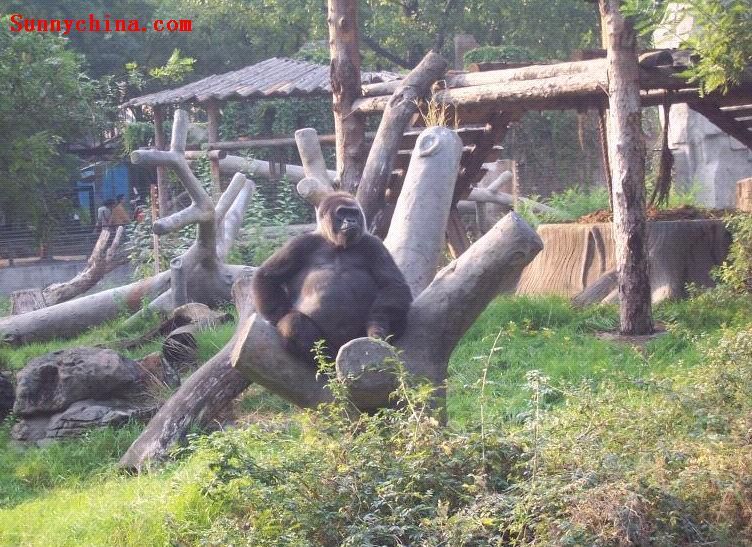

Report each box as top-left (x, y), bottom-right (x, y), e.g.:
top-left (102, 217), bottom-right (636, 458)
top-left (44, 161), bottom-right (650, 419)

top-left (689, 102), bottom-right (752, 149)
top-left (206, 100), bottom-right (223, 196)
top-left (153, 106), bottom-right (169, 216)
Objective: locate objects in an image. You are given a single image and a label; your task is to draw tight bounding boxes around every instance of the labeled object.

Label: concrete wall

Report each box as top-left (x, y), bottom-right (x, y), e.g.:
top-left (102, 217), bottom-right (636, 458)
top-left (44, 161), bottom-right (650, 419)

top-left (0, 261), bottom-right (133, 296)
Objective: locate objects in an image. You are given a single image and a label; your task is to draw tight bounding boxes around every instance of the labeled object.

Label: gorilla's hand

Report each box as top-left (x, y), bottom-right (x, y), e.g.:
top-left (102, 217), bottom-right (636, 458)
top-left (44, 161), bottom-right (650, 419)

top-left (367, 324), bottom-right (387, 339)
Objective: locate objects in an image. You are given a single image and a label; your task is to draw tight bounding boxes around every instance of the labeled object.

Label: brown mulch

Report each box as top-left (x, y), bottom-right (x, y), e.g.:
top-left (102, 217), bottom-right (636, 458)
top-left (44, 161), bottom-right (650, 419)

top-left (576, 205), bottom-right (731, 224)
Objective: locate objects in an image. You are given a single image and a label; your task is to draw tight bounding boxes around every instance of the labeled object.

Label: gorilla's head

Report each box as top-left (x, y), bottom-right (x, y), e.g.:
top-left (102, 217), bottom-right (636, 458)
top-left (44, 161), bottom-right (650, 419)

top-left (317, 192), bottom-right (366, 248)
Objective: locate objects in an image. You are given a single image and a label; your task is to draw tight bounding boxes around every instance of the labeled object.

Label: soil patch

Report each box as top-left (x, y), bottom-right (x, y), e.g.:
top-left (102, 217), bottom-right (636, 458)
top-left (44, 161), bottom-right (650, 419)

top-left (576, 205), bottom-right (731, 224)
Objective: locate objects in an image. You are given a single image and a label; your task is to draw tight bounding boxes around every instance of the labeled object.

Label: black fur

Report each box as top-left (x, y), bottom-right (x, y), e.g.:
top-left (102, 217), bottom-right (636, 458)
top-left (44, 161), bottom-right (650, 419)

top-left (252, 192), bottom-right (413, 366)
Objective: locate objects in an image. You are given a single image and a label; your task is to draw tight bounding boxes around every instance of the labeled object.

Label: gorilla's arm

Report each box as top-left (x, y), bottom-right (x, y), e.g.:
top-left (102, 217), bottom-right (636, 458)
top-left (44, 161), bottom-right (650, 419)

top-left (361, 235), bottom-right (413, 340)
top-left (252, 234), bottom-right (320, 323)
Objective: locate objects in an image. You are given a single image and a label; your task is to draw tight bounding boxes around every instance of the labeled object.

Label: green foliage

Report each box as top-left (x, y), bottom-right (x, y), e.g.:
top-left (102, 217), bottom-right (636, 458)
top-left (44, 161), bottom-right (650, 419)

top-left (464, 45), bottom-right (541, 65)
top-left (121, 122), bottom-right (155, 156)
top-left (2, 292), bottom-right (752, 543)
top-left (0, 21), bottom-right (98, 235)
top-left (544, 185), bottom-right (610, 220)
top-left (714, 213), bottom-right (752, 293)
top-left (0, 424), bottom-right (141, 508)
top-left (623, 0), bottom-right (752, 94)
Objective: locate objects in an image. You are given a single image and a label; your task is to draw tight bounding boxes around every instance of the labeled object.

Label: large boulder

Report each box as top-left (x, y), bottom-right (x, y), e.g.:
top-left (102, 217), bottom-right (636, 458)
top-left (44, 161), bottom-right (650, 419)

top-left (11, 347), bottom-right (178, 443)
top-left (0, 372), bottom-right (14, 421)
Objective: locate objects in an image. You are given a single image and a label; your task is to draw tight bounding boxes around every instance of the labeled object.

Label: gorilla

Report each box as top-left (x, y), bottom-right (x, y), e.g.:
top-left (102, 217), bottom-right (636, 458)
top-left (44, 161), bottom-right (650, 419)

top-left (252, 192), bottom-right (413, 366)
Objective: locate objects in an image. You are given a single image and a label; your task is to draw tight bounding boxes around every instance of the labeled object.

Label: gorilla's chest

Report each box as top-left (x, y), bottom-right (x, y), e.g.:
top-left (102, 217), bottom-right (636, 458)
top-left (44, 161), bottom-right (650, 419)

top-left (290, 252), bottom-right (377, 323)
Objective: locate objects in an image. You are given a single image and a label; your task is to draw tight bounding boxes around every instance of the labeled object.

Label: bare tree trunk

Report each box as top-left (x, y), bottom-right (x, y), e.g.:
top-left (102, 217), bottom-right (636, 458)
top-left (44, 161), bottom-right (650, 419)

top-left (328, 0), bottom-right (366, 193)
top-left (383, 127), bottom-right (463, 295)
top-left (599, 0), bottom-right (653, 335)
top-left (0, 110), bottom-right (256, 345)
top-left (356, 52), bottom-right (448, 230)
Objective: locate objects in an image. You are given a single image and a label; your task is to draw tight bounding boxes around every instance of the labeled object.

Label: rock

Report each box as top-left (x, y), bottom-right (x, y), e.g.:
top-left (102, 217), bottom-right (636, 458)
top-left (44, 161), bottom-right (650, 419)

top-left (0, 372), bottom-right (15, 421)
top-left (11, 347), bottom-right (174, 443)
top-left (13, 347), bottom-right (143, 416)
top-left (46, 399), bottom-right (160, 439)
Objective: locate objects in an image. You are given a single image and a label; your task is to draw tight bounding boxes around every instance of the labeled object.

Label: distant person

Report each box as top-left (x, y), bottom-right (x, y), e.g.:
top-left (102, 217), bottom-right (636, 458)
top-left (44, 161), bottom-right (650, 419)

top-left (96, 199), bottom-right (115, 230)
top-left (111, 194), bottom-right (131, 226)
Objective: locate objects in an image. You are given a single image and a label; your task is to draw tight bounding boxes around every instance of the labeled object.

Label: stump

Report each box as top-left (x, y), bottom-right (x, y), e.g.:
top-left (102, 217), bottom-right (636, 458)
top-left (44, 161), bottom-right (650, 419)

top-left (517, 220), bottom-right (731, 303)
top-left (737, 178), bottom-right (752, 212)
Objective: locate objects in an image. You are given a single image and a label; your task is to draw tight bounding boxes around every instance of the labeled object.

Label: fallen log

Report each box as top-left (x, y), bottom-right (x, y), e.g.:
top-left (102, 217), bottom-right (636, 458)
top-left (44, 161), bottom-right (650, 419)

top-left (0, 273), bottom-right (171, 346)
top-left (572, 269), bottom-right (617, 307)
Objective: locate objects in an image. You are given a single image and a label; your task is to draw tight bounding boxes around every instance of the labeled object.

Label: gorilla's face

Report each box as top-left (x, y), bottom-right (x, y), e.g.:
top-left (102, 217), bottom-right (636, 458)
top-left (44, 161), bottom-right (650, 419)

top-left (333, 205), bottom-right (363, 246)
top-left (317, 193), bottom-right (366, 248)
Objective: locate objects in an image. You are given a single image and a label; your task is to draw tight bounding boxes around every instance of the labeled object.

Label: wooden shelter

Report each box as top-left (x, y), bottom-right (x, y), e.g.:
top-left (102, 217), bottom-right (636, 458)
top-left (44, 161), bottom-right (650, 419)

top-left (125, 51), bottom-right (752, 254)
top-left (123, 57), bottom-right (400, 212)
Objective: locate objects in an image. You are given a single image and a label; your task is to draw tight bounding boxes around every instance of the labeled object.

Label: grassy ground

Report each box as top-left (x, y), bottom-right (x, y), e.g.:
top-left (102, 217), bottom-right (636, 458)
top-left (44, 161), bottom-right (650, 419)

top-left (1, 290), bottom-right (751, 544)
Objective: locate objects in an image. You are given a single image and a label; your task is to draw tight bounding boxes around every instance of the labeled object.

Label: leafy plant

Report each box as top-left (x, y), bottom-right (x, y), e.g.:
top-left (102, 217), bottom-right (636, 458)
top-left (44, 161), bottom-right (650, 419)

top-left (713, 213), bottom-right (752, 293)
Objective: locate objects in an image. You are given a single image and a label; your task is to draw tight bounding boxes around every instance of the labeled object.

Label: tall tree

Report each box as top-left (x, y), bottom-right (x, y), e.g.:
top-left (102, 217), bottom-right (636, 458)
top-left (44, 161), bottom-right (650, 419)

top-left (328, 0), bottom-right (367, 193)
top-left (0, 20), bottom-right (99, 238)
top-left (598, 0), bottom-right (653, 335)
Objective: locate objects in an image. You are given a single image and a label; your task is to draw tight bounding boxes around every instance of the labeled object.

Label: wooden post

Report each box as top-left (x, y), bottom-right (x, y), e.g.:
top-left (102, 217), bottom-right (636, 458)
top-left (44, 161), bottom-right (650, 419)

top-left (328, 0), bottom-right (366, 193)
top-left (206, 101), bottom-right (223, 197)
top-left (599, 0), bottom-right (653, 335)
top-left (171, 257), bottom-right (188, 308)
top-left (153, 107), bottom-right (169, 217)
top-left (150, 184), bottom-right (160, 275)
top-left (736, 178), bottom-right (752, 212)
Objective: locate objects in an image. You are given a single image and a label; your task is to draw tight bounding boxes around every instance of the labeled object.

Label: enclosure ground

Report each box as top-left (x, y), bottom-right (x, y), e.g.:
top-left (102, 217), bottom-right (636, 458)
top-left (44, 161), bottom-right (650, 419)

top-left (1, 291), bottom-right (752, 544)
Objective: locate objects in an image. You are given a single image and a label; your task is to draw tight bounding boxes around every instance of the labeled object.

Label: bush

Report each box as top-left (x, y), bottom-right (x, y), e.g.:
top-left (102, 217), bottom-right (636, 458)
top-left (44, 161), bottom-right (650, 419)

top-left (714, 213), bottom-right (752, 293)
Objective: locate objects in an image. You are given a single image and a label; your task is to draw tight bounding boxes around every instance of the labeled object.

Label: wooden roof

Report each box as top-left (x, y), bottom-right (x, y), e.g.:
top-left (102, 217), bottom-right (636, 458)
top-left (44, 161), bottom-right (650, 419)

top-left (125, 57), bottom-right (401, 107)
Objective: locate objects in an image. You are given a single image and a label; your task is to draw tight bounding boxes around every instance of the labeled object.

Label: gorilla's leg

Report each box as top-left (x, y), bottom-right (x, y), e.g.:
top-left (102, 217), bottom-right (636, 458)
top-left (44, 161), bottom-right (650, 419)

top-left (276, 311), bottom-right (330, 367)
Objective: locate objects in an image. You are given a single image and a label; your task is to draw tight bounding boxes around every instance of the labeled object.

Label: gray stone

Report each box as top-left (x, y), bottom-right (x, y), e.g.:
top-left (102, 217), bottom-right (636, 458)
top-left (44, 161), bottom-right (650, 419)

top-left (11, 347), bottom-right (172, 443)
top-left (13, 347), bottom-right (143, 416)
top-left (0, 372), bottom-right (15, 421)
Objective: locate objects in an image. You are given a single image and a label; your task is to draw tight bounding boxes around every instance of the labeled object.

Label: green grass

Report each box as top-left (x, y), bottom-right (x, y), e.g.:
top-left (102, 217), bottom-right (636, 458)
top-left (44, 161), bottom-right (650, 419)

top-left (1, 291), bottom-right (751, 544)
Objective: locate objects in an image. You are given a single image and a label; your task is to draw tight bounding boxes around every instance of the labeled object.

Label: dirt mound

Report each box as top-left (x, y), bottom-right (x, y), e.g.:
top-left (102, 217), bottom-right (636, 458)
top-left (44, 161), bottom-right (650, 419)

top-left (576, 205), bottom-right (730, 224)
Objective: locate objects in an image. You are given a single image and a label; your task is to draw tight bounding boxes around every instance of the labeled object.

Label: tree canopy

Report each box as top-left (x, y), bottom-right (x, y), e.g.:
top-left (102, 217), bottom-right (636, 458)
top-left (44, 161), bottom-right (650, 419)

top-left (0, 19), bottom-right (100, 235)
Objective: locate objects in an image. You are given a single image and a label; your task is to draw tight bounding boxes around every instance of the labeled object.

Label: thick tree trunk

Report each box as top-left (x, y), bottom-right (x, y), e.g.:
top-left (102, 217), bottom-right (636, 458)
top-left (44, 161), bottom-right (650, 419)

top-left (600, 0), bottom-right (653, 335)
top-left (356, 52), bottom-right (449, 230)
top-left (328, 0), bottom-right (366, 192)
top-left (383, 127), bottom-right (463, 295)
top-left (119, 276), bottom-right (256, 471)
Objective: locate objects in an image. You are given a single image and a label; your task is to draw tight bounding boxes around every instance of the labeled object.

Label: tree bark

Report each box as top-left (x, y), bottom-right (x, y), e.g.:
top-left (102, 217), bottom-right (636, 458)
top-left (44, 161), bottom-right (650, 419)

top-left (356, 52), bottom-right (449, 230)
top-left (600, 0), bottom-right (653, 335)
top-left (328, 0), bottom-right (366, 192)
top-left (154, 107), bottom-right (170, 216)
top-left (119, 275), bottom-right (256, 471)
top-left (383, 127), bottom-right (463, 295)
top-left (0, 273), bottom-right (171, 346)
